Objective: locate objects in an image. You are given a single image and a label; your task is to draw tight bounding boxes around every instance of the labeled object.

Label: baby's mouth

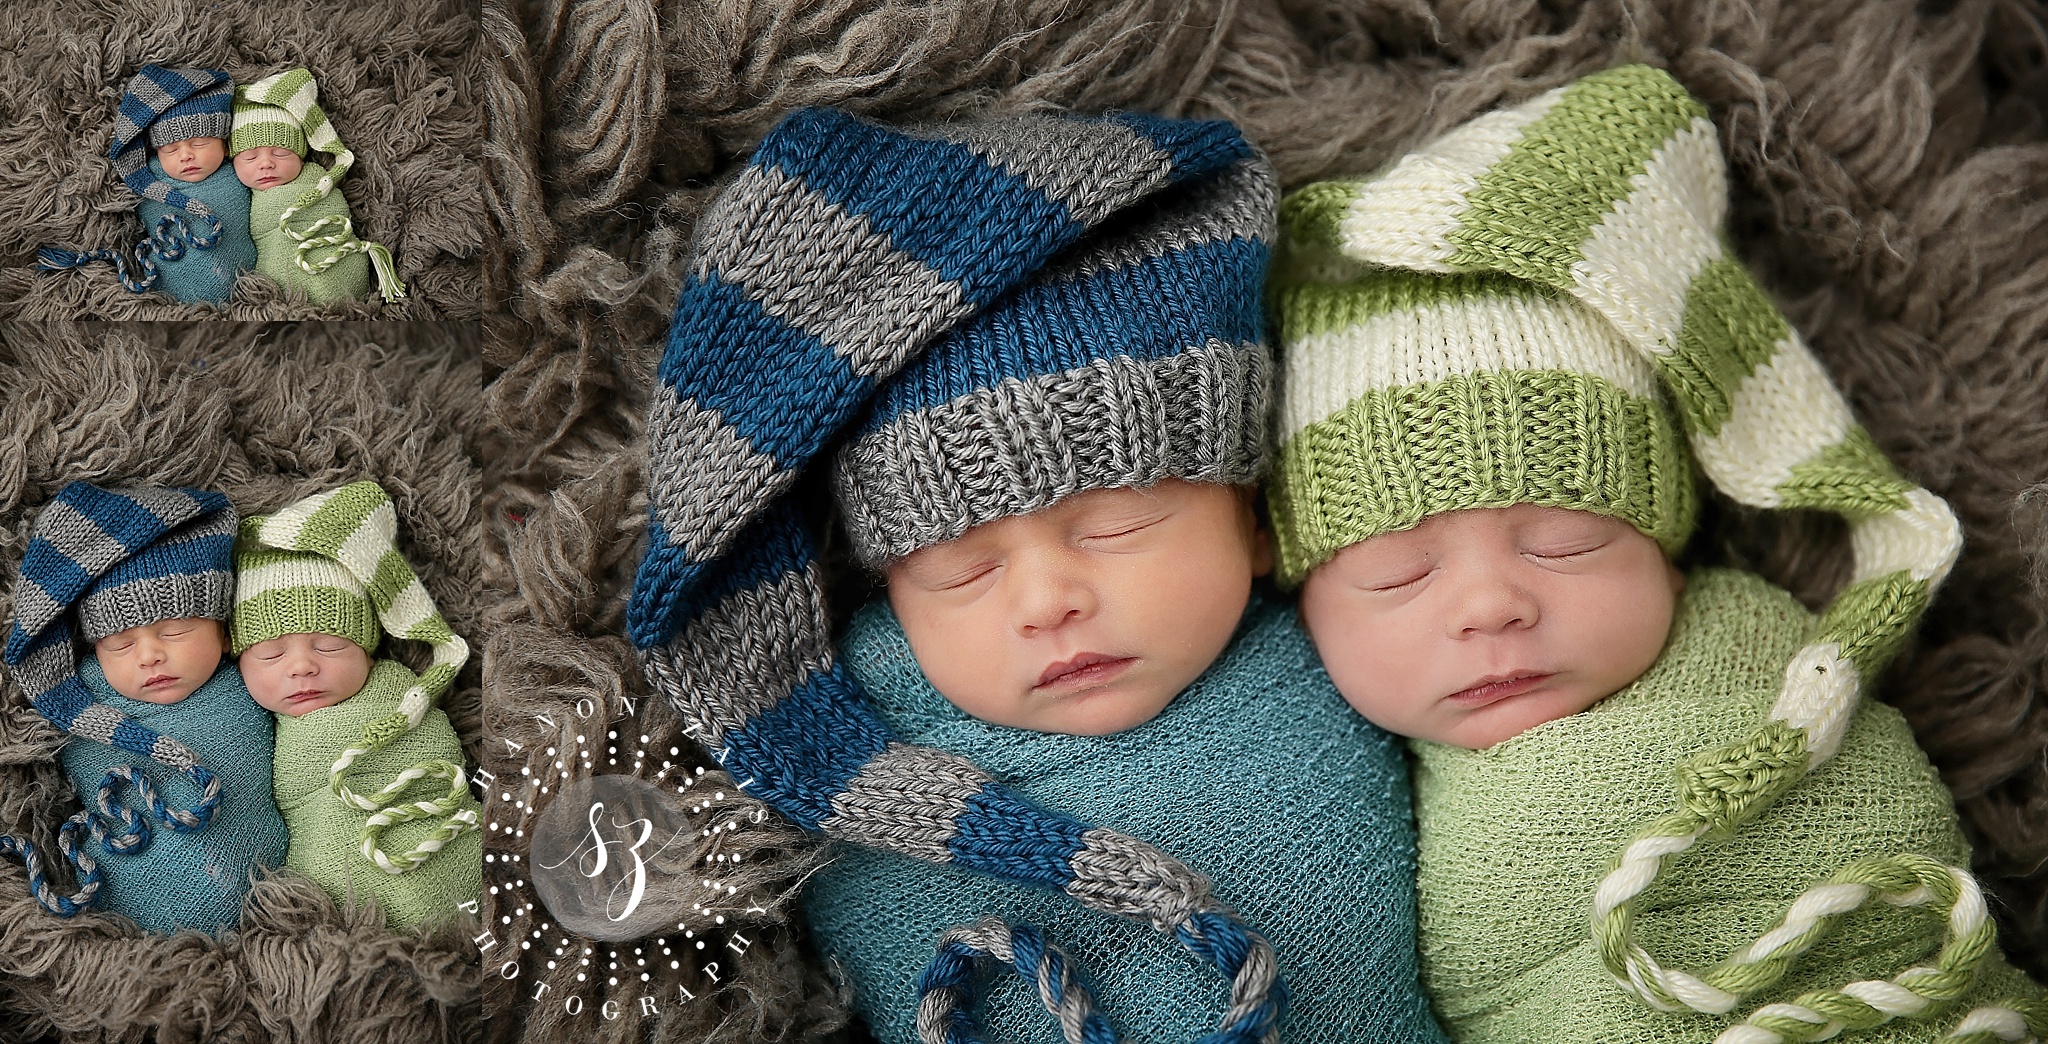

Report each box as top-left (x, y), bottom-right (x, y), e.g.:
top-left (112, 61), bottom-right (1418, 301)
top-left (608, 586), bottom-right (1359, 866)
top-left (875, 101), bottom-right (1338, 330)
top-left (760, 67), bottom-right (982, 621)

top-left (142, 674), bottom-right (177, 689)
top-left (1033, 653), bottom-right (1134, 693)
top-left (1445, 671), bottom-right (1552, 708)
top-left (286, 688), bottom-right (325, 703)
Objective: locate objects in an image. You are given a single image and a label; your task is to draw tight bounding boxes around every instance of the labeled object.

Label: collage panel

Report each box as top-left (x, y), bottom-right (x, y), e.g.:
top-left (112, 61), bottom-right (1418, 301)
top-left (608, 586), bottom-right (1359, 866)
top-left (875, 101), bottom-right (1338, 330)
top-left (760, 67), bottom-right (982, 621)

top-left (0, 322), bottom-right (483, 1041)
top-left (0, 0), bottom-right (482, 320)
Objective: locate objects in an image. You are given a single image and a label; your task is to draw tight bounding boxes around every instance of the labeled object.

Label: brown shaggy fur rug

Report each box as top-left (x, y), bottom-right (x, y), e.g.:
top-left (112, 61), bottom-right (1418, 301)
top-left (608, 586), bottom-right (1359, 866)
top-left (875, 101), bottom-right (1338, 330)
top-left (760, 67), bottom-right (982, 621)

top-left (481, 0), bottom-right (2048, 1041)
top-left (0, 0), bottom-right (482, 320)
top-left (0, 322), bottom-right (484, 1043)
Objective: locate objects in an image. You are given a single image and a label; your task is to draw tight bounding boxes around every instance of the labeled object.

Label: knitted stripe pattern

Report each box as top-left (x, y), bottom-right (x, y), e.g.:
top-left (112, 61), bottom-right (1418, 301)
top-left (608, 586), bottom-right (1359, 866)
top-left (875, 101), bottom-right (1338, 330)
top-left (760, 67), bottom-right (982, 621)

top-left (107, 65), bottom-right (232, 221)
top-left (1270, 266), bottom-right (1699, 570)
top-left (230, 99), bottom-right (307, 157)
top-left (3, 483), bottom-right (233, 788)
top-left (235, 70), bottom-right (407, 302)
top-left (1270, 64), bottom-right (1985, 1039)
top-left (1409, 569), bottom-right (2045, 1044)
top-left (233, 480), bottom-right (472, 874)
top-left (236, 69), bottom-right (351, 199)
top-left (630, 107), bottom-right (1284, 1044)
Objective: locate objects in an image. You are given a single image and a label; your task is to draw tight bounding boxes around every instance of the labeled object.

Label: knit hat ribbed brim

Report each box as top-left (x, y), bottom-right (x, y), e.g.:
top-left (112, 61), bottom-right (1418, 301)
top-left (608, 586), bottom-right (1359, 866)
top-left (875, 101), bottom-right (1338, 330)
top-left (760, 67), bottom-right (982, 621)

top-left (229, 99), bottom-right (308, 157)
top-left (1269, 264), bottom-right (1698, 580)
top-left (229, 520), bottom-right (377, 652)
top-left (630, 108), bottom-right (1286, 1041)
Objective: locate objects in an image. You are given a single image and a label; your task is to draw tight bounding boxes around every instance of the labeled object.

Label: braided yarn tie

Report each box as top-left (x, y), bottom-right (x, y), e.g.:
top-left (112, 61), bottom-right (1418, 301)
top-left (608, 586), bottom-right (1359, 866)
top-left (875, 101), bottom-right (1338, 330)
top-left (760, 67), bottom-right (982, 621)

top-left (914, 910), bottom-right (1286, 1044)
top-left (0, 813), bottom-right (103, 917)
top-left (277, 198), bottom-right (407, 301)
top-left (354, 759), bottom-right (478, 874)
top-left (32, 211), bottom-right (225, 292)
top-left (329, 701), bottom-right (475, 874)
top-left (1594, 725), bottom-right (2014, 1040)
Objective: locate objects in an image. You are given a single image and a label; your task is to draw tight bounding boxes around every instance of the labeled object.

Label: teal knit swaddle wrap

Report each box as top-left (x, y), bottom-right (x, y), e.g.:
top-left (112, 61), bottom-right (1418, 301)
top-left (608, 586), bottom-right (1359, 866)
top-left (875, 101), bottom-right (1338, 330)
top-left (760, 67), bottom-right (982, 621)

top-left (272, 658), bottom-right (480, 932)
top-left (136, 159), bottom-right (256, 304)
top-left (805, 596), bottom-right (1450, 1044)
top-left (248, 165), bottom-right (369, 304)
top-left (60, 657), bottom-right (287, 935)
top-left (1410, 569), bottom-right (2042, 1042)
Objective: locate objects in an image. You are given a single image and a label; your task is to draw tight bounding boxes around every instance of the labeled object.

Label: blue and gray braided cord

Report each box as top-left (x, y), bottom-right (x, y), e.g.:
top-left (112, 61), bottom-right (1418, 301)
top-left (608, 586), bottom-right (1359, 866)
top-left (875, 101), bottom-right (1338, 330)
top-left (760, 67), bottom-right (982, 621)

top-left (0, 763), bottom-right (201, 918)
top-left (920, 914), bottom-right (1286, 1044)
top-left (630, 109), bottom-right (1283, 1043)
top-left (35, 211), bottom-right (225, 293)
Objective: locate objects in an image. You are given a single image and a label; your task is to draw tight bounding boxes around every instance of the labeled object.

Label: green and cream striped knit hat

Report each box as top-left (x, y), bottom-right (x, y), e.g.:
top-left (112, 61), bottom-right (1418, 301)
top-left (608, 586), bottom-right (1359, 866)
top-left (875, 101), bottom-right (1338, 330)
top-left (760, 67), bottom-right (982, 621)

top-left (234, 69), bottom-right (351, 199)
top-left (231, 481), bottom-right (467, 713)
top-left (1271, 63), bottom-right (1962, 761)
top-left (229, 97), bottom-right (307, 158)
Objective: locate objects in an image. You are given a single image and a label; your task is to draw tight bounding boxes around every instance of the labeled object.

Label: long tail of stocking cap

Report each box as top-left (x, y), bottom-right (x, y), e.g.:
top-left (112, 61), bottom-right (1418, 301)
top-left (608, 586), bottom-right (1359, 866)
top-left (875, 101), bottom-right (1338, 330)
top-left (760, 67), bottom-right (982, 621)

top-left (237, 69), bottom-right (406, 302)
top-left (1280, 63), bottom-right (2038, 1041)
top-left (236, 481), bottom-right (473, 874)
top-left (0, 483), bottom-right (239, 915)
top-left (630, 107), bottom-right (1286, 1044)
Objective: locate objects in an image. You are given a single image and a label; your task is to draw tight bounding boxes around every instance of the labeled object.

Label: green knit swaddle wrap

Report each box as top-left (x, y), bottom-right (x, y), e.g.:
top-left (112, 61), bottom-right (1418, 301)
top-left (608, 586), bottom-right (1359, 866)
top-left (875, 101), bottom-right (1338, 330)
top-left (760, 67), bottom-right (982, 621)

top-left (248, 165), bottom-right (368, 304)
top-left (1411, 570), bottom-right (2042, 1043)
top-left (273, 658), bottom-right (479, 931)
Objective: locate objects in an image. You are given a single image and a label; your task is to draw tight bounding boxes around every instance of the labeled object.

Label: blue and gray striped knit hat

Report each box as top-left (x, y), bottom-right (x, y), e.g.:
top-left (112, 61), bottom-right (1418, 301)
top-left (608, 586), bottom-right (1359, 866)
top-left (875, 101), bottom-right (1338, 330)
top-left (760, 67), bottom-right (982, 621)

top-left (110, 65), bottom-right (234, 221)
top-left (3, 483), bottom-right (233, 823)
top-left (631, 108), bottom-right (1284, 1042)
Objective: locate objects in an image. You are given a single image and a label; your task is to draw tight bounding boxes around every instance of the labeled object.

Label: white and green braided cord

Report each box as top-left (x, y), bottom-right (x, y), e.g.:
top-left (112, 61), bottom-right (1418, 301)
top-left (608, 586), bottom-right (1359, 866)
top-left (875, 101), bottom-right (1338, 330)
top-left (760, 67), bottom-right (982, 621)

top-left (276, 198), bottom-right (408, 302)
top-left (1289, 64), bottom-right (2038, 1040)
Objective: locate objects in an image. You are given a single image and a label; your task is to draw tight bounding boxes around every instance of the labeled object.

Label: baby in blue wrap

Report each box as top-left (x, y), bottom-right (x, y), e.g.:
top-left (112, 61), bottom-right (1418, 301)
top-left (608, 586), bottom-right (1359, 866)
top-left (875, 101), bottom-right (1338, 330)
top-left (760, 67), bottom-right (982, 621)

top-left (32, 67), bottom-right (256, 303)
top-left (786, 119), bottom-right (1447, 1040)
top-left (1, 482), bottom-right (286, 936)
top-left (806, 480), bottom-right (1449, 1044)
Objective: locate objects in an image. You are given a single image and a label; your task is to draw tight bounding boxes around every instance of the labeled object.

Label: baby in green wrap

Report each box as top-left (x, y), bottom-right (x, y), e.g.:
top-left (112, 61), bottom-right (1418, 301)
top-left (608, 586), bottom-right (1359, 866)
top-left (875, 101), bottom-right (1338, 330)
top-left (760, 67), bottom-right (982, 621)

top-left (230, 480), bottom-right (479, 933)
top-left (228, 68), bottom-right (404, 304)
top-left (1266, 64), bottom-right (2045, 1044)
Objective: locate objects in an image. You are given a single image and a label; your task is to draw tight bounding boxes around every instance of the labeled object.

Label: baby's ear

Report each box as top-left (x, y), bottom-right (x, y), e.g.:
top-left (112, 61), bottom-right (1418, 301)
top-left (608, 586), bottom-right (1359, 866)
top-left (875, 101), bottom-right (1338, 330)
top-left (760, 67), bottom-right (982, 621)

top-left (1242, 485), bottom-right (1275, 579)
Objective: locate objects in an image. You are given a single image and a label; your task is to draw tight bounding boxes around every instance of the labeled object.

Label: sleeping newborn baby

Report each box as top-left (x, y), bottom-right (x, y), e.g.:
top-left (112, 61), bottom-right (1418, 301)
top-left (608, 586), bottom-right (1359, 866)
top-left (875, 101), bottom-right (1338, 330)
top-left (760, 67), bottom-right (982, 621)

top-left (1267, 65), bottom-right (2045, 1044)
top-left (229, 69), bottom-right (404, 304)
top-left (3, 483), bottom-right (285, 934)
top-left (232, 481), bottom-right (478, 932)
